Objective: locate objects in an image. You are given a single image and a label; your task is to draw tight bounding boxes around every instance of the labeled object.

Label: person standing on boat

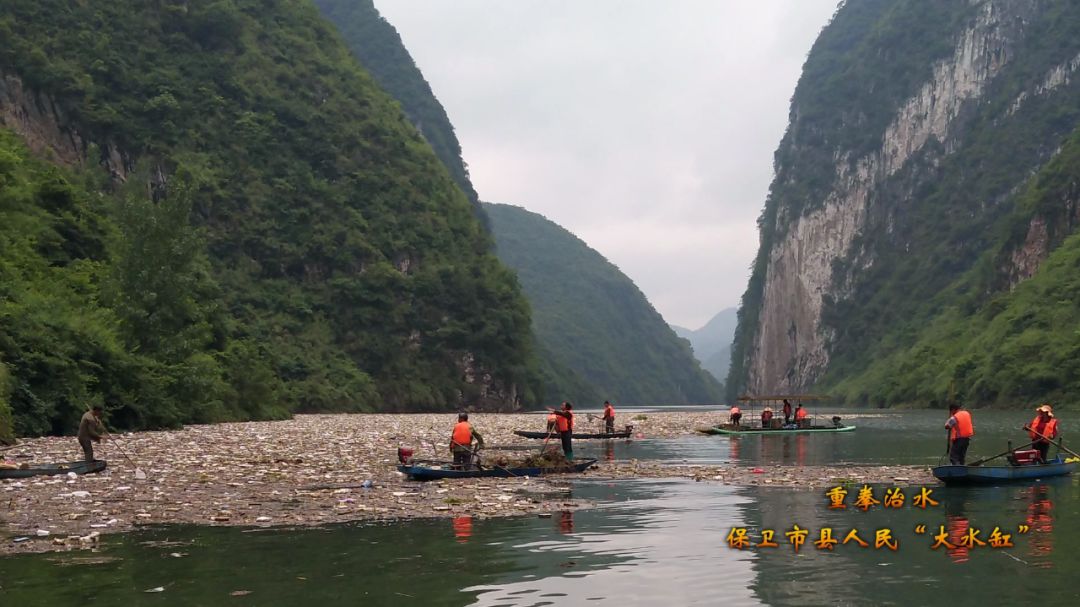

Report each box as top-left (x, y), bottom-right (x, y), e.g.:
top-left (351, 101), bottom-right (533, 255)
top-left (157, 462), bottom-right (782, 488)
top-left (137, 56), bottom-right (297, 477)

top-left (1027, 404), bottom-right (1059, 463)
top-left (729, 404), bottom-right (742, 427)
top-left (77, 405), bottom-right (106, 462)
top-left (945, 404), bottom-right (974, 465)
top-left (450, 413), bottom-right (484, 470)
top-left (550, 402), bottom-right (575, 461)
top-left (602, 401), bottom-right (616, 434)
top-left (782, 399), bottom-right (793, 424)
top-left (794, 403), bottom-right (808, 428)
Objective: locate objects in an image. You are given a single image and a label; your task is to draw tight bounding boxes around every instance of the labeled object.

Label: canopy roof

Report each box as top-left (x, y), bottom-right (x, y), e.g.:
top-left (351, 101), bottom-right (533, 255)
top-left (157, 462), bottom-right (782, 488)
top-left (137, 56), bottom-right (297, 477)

top-left (737, 394), bottom-right (829, 402)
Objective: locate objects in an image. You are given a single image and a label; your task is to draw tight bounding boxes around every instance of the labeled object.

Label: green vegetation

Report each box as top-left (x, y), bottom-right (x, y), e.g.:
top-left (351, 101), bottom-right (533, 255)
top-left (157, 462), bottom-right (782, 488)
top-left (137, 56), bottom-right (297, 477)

top-left (0, 0), bottom-right (540, 436)
top-left (829, 127), bottom-right (1080, 408)
top-left (0, 360), bottom-right (13, 444)
top-left (730, 0), bottom-right (1080, 408)
top-left (485, 203), bottom-right (722, 405)
top-left (312, 0), bottom-right (483, 222)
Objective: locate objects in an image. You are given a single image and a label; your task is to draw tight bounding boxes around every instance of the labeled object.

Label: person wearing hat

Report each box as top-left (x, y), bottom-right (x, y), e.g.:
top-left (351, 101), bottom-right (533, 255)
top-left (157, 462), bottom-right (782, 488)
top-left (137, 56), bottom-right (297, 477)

top-left (760, 406), bottom-right (774, 428)
top-left (1027, 404), bottom-right (1059, 463)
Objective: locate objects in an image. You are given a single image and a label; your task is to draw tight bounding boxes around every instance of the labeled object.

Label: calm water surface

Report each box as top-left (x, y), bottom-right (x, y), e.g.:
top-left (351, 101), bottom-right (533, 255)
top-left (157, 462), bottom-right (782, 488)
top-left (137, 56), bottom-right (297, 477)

top-left (3, 409), bottom-right (1078, 606)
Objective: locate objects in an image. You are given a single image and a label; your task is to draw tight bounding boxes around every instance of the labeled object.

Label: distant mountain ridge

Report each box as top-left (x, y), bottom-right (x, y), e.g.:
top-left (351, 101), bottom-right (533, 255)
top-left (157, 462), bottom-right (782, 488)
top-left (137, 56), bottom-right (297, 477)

top-left (485, 203), bottom-right (723, 405)
top-left (672, 308), bottom-right (737, 385)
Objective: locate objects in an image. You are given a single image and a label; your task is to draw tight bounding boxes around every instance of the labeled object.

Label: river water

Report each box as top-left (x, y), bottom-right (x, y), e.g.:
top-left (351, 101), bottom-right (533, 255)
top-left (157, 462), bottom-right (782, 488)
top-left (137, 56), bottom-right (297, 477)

top-left (3, 409), bottom-right (1078, 606)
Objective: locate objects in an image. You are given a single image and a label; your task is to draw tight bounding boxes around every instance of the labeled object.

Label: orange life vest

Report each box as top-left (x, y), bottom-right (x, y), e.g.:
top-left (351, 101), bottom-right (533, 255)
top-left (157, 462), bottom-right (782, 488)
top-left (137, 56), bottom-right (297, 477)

top-left (603, 405), bottom-right (614, 420)
top-left (761, 410), bottom-right (773, 422)
top-left (731, 406), bottom-right (741, 415)
top-left (949, 410), bottom-right (974, 441)
top-left (451, 422), bottom-right (473, 448)
top-left (795, 407), bottom-right (807, 421)
top-left (555, 411), bottom-right (574, 433)
top-left (1029, 417), bottom-right (1058, 442)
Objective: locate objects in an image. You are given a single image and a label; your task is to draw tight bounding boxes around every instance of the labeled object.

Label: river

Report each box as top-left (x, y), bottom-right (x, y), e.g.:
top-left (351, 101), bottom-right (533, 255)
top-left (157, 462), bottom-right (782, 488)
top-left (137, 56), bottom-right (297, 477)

top-left (2, 409), bottom-right (1078, 606)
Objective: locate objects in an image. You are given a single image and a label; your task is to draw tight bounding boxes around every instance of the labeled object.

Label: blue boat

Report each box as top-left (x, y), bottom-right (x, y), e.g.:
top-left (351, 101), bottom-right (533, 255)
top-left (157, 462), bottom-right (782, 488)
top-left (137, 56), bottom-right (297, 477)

top-left (399, 459), bottom-right (597, 481)
top-left (932, 457), bottom-right (1076, 486)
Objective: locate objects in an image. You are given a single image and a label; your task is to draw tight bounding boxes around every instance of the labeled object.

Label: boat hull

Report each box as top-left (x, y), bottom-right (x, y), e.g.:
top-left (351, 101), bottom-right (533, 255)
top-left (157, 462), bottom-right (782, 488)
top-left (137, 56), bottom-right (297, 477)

top-left (513, 430), bottom-right (631, 440)
top-left (0, 460), bottom-right (107, 479)
top-left (699, 425), bottom-right (856, 436)
top-left (399, 459), bottom-right (597, 481)
top-left (932, 459), bottom-right (1075, 485)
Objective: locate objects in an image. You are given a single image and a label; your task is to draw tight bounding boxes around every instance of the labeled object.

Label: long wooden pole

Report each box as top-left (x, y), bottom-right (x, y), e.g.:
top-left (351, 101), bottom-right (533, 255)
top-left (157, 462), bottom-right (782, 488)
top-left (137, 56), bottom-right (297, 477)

top-left (1024, 425), bottom-right (1080, 459)
top-left (967, 439), bottom-right (1037, 466)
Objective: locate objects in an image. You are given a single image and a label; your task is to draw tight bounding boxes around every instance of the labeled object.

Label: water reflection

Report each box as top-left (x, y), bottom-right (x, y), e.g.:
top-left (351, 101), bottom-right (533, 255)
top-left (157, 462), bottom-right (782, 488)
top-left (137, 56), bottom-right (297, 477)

top-left (1026, 484), bottom-right (1054, 563)
top-left (557, 511), bottom-right (575, 535)
top-left (454, 516), bottom-right (474, 543)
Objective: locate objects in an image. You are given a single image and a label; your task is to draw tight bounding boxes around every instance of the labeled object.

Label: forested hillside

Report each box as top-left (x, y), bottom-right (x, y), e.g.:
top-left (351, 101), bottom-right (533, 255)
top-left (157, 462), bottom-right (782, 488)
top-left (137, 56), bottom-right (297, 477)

top-left (485, 203), bottom-right (723, 405)
top-left (0, 0), bottom-right (539, 440)
top-left (312, 0), bottom-right (482, 219)
top-left (728, 0), bottom-right (1080, 408)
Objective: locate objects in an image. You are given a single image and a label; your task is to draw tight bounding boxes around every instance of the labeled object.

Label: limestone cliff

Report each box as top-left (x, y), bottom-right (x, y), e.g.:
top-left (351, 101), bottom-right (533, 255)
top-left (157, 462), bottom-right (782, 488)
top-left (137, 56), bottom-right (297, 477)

top-left (729, 0), bottom-right (1080, 406)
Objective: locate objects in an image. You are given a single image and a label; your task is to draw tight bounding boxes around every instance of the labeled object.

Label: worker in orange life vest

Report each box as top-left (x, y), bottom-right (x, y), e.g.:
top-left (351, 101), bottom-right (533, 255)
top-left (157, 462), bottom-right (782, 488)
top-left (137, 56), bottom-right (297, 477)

top-left (1027, 404), bottom-right (1059, 463)
top-left (945, 404), bottom-right (974, 465)
top-left (782, 399), bottom-right (793, 424)
top-left (450, 412), bottom-right (484, 469)
top-left (729, 404), bottom-right (742, 427)
top-left (794, 402), bottom-right (809, 427)
top-left (761, 407), bottom-right (774, 428)
top-left (602, 400), bottom-right (615, 433)
top-left (550, 402), bottom-right (575, 460)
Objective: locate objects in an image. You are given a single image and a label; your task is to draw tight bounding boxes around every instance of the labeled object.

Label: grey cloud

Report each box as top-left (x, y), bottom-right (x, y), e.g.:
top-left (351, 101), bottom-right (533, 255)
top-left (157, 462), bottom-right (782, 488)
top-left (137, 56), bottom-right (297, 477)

top-left (375, 0), bottom-right (838, 327)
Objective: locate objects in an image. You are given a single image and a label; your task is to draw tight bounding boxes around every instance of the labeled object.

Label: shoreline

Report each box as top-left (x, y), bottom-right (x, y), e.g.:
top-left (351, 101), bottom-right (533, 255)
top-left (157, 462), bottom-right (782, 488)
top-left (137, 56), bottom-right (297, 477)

top-left (1, 412), bottom-right (933, 556)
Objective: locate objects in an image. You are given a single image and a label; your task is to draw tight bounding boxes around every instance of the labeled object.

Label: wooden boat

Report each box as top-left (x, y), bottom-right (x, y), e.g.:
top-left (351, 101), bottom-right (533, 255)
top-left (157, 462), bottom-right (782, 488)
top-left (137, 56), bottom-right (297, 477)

top-left (701, 393), bottom-right (856, 435)
top-left (513, 430), bottom-right (631, 439)
top-left (399, 458), bottom-right (597, 481)
top-left (932, 457), bottom-right (1075, 486)
top-left (699, 424), bottom-right (856, 436)
top-left (0, 460), bottom-right (107, 479)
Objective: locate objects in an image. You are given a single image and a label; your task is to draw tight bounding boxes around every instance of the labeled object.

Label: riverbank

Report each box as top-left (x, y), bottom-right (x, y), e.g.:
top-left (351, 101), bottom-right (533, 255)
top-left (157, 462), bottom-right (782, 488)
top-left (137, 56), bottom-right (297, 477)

top-left (1, 411), bottom-right (933, 555)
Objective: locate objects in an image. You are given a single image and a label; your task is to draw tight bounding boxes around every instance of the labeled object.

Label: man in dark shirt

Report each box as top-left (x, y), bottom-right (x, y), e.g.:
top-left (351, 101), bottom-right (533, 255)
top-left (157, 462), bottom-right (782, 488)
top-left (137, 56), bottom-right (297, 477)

top-left (78, 405), bottom-right (106, 461)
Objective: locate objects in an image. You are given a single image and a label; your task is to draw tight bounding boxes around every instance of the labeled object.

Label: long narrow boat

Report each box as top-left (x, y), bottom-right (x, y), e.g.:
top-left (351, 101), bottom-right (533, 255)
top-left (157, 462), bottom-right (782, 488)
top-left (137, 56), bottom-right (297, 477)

top-left (399, 459), bottom-right (597, 481)
top-left (0, 460), bottom-right (107, 479)
top-left (932, 457), bottom-right (1075, 486)
top-left (699, 425), bottom-right (856, 436)
top-left (513, 430), bottom-right (632, 439)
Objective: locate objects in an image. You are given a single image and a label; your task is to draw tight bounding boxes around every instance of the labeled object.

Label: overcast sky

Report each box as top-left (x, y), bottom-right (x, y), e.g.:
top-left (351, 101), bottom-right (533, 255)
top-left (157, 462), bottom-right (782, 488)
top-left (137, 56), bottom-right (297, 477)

top-left (375, 0), bottom-right (839, 329)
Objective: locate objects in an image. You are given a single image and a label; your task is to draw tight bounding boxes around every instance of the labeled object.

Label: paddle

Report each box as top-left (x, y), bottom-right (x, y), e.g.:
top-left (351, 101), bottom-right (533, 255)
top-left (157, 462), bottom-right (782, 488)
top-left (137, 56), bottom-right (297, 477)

top-left (1024, 425), bottom-right (1080, 460)
top-left (967, 439), bottom-right (1038, 467)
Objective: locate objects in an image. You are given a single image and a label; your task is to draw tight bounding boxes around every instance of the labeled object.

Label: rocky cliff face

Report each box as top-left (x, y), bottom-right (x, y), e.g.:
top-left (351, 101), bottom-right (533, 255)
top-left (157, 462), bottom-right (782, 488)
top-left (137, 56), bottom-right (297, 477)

top-left (731, 0), bottom-right (1080, 402)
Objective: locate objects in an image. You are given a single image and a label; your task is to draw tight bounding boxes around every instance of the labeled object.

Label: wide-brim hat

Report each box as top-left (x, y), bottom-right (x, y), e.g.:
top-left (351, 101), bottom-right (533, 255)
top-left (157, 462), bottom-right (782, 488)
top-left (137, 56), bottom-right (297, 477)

top-left (1036, 404), bottom-right (1054, 416)
top-left (763, 407), bottom-right (773, 412)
